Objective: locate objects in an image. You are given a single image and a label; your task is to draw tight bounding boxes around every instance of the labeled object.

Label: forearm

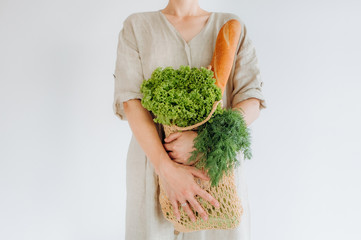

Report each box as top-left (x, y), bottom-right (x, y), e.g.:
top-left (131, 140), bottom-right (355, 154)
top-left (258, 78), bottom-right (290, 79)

top-left (123, 99), bottom-right (170, 175)
top-left (232, 98), bottom-right (261, 127)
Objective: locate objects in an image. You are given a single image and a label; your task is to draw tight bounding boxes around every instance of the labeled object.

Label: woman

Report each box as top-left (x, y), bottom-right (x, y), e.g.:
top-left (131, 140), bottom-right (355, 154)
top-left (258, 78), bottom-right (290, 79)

top-left (112, 0), bottom-right (267, 239)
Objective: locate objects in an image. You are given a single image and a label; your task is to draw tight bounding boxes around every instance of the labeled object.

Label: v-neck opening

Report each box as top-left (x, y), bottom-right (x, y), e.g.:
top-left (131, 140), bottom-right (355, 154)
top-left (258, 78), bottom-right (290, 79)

top-left (158, 10), bottom-right (215, 46)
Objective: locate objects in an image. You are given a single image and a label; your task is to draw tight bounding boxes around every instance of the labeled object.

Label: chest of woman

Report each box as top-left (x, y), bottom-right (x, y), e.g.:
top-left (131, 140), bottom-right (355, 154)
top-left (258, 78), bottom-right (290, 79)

top-left (131, 14), bottom-right (221, 79)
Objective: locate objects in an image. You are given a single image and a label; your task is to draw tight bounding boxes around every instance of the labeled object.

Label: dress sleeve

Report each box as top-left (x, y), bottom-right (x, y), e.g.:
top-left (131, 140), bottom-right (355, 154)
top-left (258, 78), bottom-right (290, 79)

top-left (231, 21), bottom-right (267, 110)
top-left (112, 16), bottom-right (144, 121)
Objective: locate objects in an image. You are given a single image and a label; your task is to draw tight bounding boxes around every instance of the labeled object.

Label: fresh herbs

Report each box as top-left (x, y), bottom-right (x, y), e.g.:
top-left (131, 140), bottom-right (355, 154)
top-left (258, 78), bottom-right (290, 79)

top-left (188, 108), bottom-right (252, 186)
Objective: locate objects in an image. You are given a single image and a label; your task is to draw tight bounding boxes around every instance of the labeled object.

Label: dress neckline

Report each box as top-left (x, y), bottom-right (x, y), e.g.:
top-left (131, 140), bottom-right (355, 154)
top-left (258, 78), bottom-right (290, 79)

top-left (158, 10), bottom-right (215, 46)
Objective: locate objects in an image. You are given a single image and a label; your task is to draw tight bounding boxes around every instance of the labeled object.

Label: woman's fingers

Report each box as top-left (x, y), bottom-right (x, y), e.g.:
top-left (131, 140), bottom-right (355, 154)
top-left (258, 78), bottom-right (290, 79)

top-left (188, 167), bottom-right (210, 181)
top-left (166, 150), bottom-right (174, 158)
top-left (179, 201), bottom-right (196, 222)
top-left (194, 185), bottom-right (220, 209)
top-left (163, 142), bottom-right (173, 152)
top-left (187, 196), bottom-right (208, 221)
top-left (164, 131), bottom-right (181, 142)
top-left (161, 162), bottom-right (220, 224)
top-left (170, 199), bottom-right (181, 220)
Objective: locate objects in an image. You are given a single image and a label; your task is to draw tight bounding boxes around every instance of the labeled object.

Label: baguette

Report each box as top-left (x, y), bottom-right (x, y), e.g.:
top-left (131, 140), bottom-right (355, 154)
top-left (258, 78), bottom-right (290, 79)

top-left (208, 19), bottom-right (242, 95)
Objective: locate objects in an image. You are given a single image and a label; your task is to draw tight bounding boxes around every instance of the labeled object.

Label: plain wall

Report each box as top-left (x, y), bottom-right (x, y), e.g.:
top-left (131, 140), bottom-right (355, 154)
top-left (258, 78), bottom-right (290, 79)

top-left (0, 0), bottom-right (360, 239)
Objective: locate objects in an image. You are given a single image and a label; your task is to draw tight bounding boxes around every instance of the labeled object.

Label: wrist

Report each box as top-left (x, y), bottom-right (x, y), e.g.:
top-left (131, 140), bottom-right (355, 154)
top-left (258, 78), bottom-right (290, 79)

top-left (153, 151), bottom-right (173, 176)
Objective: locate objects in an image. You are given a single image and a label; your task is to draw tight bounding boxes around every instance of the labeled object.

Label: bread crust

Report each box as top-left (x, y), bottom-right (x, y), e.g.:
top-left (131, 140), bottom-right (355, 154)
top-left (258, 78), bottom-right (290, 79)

top-left (209, 19), bottom-right (242, 95)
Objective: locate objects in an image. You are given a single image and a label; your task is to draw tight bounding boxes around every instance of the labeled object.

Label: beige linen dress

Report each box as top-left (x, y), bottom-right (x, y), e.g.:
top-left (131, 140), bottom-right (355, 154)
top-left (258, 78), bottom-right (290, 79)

top-left (112, 10), bottom-right (267, 240)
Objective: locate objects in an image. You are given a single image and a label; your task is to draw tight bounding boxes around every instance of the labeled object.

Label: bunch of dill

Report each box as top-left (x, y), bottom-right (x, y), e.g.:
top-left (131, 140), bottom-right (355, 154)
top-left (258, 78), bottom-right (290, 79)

top-left (188, 108), bottom-right (252, 186)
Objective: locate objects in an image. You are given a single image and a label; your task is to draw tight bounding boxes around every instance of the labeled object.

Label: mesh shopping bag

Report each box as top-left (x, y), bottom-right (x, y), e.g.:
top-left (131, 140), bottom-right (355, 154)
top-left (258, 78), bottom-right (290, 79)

top-left (157, 100), bottom-right (244, 232)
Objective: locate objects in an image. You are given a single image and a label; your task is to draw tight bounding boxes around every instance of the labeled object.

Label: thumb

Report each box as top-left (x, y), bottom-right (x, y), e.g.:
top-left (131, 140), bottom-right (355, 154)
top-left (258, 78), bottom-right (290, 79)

top-left (164, 131), bottom-right (182, 142)
top-left (189, 167), bottom-right (210, 181)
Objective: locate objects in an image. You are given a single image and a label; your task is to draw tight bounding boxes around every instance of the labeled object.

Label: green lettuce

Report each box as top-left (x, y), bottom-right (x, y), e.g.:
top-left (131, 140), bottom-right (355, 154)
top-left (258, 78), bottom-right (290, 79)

top-left (140, 65), bottom-right (223, 127)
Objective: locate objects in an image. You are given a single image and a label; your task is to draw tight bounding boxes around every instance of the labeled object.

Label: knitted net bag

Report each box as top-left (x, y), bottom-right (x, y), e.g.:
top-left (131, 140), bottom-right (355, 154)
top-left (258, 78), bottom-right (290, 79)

top-left (158, 99), bottom-right (244, 233)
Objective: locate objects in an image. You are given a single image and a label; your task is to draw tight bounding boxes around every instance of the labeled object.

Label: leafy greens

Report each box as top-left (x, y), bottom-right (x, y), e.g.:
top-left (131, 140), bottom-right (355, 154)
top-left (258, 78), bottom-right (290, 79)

top-left (140, 65), bottom-right (223, 127)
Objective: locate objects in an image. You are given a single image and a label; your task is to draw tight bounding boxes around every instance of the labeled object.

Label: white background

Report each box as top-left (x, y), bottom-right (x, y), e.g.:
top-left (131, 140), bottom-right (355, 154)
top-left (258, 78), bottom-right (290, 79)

top-left (1, 0), bottom-right (360, 239)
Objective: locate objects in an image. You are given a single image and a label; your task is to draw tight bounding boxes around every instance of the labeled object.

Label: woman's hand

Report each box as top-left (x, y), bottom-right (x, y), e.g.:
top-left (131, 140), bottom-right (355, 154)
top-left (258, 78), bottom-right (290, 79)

top-left (157, 159), bottom-right (220, 222)
top-left (163, 131), bottom-right (198, 165)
